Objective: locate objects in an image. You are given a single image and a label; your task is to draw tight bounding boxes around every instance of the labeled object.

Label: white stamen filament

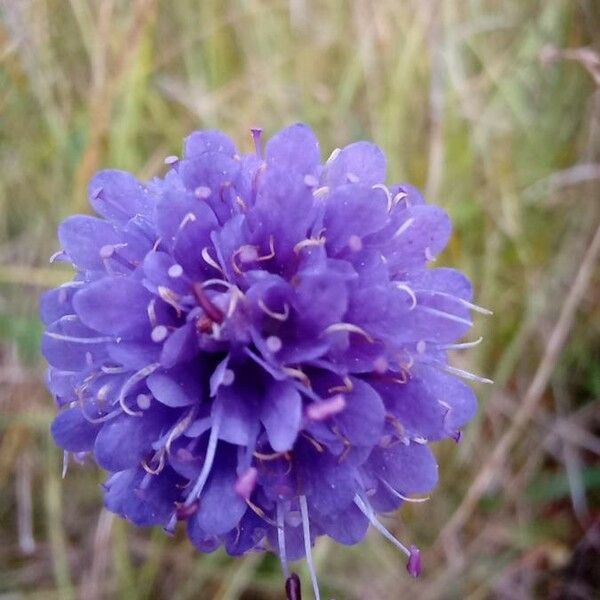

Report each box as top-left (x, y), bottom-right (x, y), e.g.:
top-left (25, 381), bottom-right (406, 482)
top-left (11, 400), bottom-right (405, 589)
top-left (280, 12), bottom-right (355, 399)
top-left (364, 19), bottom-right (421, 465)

top-left (43, 331), bottom-right (115, 344)
top-left (299, 495), bottom-right (321, 600)
top-left (324, 322), bottom-right (375, 343)
top-left (354, 495), bottom-right (410, 557)
top-left (293, 236), bottom-right (326, 254)
top-left (178, 213), bottom-right (196, 233)
top-left (184, 406), bottom-right (222, 505)
top-left (201, 247), bottom-right (225, 274)
top-left (436, 337), bottom-right (483, 351)
top-left (394, 282), bottom-right (417, 309)
top-left (258, 299), bottom-right (290, 321)
top-left (276, 502), bottom-right (290, 578)
top-left (326, 147), bottom-right (341, 164)
top-left (372, 184), bottom-right (393, 212)
top-left (393, 191), bottom-right (408, 206)
top-left (414, 289), bottom-right (493, 315)
top-left (380, 479), bottom-right (430, 503)
top-left (117, 363), bottom-right (161, 417)
top-left (312, 186), bottom-right (330, 199)
top-left (436, 363), bottom-right (493, 384)
top-left (392, 217), bottom-right (415, 240)
top-left (419, 306), bottom-right (473, 327)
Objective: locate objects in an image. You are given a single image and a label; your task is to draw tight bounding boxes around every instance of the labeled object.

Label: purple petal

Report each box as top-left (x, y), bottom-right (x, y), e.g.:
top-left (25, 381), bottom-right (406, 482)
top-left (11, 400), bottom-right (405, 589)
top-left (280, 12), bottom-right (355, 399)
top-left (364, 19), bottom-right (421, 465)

top-left (323, 185), bottom-right (389, 256)
top-left (41, 316), bottom-right (109, 371)
top-left (147, 366), bottom-right (201, 408)
top-left (367, 442), bottom-right (439, 495)
top-left (260, 381), bottom-right (302, 452)
top-left (51, 407), bottom-right (101, 452)
top-left (58, 215), bottom-right (121, 271)
top-left (184, 130), bottom-right (237, 158)
top-left (265, 123), bottom-right (320, 176)
top-left (159, 322), bottom-right (198, 368)
top-left (73, 278), bottom-right (152, 337)
top-left (94, 409), bottom-right (169, 472)
top-left (314, 502), bottom-right (369, 545)
top-left (326, 141), bottom-right (386, 188)
top-left (88, 170), bottom-right (152, 223)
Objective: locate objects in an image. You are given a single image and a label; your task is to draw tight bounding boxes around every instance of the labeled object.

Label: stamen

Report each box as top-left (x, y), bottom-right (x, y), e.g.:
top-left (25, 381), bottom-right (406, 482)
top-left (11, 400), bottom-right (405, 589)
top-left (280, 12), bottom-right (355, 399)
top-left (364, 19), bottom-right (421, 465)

top-left (347, 234), bottom-right (363, 252)
top-left (79, 404), bottom-right (122, 424)
top-left (184, 406), bottom-right (222, 505)
top-left (178, 212), bottom-right (196, 232)
top-left (168, 264), bottom-right (184, 278)
top-left (43, 332), bottom-right (114, 344)
top-left (192, 282), bottom-right (224, 323)
top-left (232, 245), bottom-right (259, 274)
top-left (195, 186), bottom-right (212, 199)
top-left (147, 298), bottom-right (157, 327)
top-left (266, 335), bottom-right (283, 353)
top-left (326, 147), bottom-right (341, 164)
top-left (419, 306), bottom-right (472, 327)
top-left (299, 496), bottom-right (320, 600)
top-left (393, 191), bottom-right (409, 206)
top-left (414, 290), bottom-right (493, 315)
top-left (312, 186), bottom-right (329, 200)
top-left (164, 408), bottom-right (197, 455)
top-left (392, 217), bottom-right (415, 240)
top-left (246, 498), bottom-right (279, 527)
top-left (235, 195), bottom-right (247, 211)
top-left (257, 236), bottom-right (276, 261)
top-left (407, 546), bottom-right (421, 577)
top-left (379, 479), bottom-right (430, 503)
top-left (324, 322), bottom-right (375, 343)
top-left (142, 450), bottom-right (165, 475)
top-left (300, 432), bottom-right (324, 453)
top-left (176, 500), bottom-right (199, 521)
top-left (394, 282), bottom-right (417, 309)
top-left (201, 247), bottom-right (225, 275)
top-left (328, 376), bottom-right (353, 394)
top-left (96, 383), bottom-right (111, 403)
top-left (435, 363), bottom-right (493, 384)
top-left (253, 450), bottom-right (288, 461)
top-left (49, 250), bottom-right (69, 264)
top-left (221, 369), bottom-right (235, 386)
top-left (372, 184), bottom-right (393, 211)
top-left (293, 236), bottom-right (326, 254)
top-left (306, 395), bottom-right (346, 421)
top-left (282, 367), bottom-right (311, 388)
top-left (200, 279), bottom-right (235, 291)
top-left (373, 356), bottom-right (389, 374)
top-left (158, 286), bottom-right (184, 316)
top-left (353, 495), bottom-right (410, 556)
top-left (136, 393), bottom-right (152, 410)
top-left (436, 337), bottom-right (483, 351)
top-left (117, 363), bottom-right (161, 417)
top-left (258, 299), bottom-right (290, 321)
top-left (251, 127), bottom-right (263, 158)
top-left (277, 502), bottom-right (290, 578)
top-left (424, 247), bottom-right (437, 262)
top-left (164, 155), bottom-right (178, 166)
top-left (346, 172), bottom-right (359, 183)
top-left (285, 573), bottom-right (302, 600)
top-left (151, 325), bottom-right (168, 343)
top-left (303, 174), bottom-right (319, 187)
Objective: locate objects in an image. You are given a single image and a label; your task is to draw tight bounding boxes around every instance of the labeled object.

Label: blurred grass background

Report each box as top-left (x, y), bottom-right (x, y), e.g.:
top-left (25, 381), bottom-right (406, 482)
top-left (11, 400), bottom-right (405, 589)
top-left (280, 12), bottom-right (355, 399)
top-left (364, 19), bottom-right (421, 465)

top-left (1, 1), bottom-right (599, 598)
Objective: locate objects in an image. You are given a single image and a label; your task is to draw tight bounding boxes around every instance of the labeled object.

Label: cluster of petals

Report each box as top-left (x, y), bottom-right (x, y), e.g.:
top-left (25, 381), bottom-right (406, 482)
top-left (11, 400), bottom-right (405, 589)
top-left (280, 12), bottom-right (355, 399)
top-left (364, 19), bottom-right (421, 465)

top-left (42, 124), bottom-right (486, 595)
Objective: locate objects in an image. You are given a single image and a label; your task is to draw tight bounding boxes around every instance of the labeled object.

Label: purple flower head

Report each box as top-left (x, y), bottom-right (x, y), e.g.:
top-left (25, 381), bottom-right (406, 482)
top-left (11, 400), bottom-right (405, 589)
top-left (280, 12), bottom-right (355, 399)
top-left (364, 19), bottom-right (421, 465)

top-left (42, 124), bottom-right (490, 599)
